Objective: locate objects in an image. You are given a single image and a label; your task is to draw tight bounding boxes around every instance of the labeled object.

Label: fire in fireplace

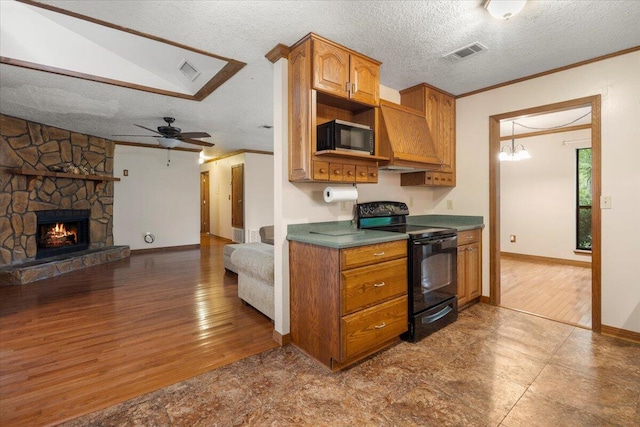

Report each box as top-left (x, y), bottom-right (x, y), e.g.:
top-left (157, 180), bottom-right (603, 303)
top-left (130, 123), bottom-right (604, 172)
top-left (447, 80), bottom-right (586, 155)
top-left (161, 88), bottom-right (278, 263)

top-left (36, 209), bottom-right (90, 259)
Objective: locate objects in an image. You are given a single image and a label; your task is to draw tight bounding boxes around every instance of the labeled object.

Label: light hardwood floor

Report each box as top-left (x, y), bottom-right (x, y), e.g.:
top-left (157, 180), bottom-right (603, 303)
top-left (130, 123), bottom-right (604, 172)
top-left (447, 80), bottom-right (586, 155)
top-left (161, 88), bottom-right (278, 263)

top-left (500, 255), bottom-right (592, 328)
top-left (0, 236), bottom-right (278, 427)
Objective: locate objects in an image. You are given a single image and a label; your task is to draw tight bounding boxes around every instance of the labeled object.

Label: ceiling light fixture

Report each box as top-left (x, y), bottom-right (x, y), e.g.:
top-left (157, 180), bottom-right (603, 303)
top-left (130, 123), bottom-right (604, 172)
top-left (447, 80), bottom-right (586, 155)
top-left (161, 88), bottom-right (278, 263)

top-left (157, 137), bottom-right (181, 149)
top-left (499, 121), bottom-right (531, 161)
top-left (484, 0), bottom-right (527, 20)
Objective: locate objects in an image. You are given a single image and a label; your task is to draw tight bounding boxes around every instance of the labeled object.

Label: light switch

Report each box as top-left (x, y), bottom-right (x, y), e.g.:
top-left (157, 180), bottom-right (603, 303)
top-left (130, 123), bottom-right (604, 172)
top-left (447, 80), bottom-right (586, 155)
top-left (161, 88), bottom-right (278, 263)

top-left (601, 195), bottom-right (612, 209)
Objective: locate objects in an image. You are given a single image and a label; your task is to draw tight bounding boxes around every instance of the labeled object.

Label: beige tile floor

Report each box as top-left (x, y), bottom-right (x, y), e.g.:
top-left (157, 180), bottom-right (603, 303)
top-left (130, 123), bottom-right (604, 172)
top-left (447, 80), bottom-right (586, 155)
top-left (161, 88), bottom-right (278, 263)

top-left (63, 304), bottom-right (640, 426)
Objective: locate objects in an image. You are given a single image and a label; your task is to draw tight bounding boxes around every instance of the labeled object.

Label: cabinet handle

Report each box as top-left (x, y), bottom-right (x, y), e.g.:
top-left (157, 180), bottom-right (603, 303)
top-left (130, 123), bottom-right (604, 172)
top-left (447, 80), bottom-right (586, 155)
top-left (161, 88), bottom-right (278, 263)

top-left (373, 282), bottom-right (386, 287)
top-left (333, 169), bottom-right (341, 175)
top-left (359, 171), bottom-right (366, 177)
top-left (370, 172), bottom-right (377, 178)
top-left (347, 170), bottom-right (353, 176)
top-left (374, 322), bottom-right (387, 329)
top-left (373, 252), bottom-right (385, 256)
top-left (319, 168), bottom-right (326, 173)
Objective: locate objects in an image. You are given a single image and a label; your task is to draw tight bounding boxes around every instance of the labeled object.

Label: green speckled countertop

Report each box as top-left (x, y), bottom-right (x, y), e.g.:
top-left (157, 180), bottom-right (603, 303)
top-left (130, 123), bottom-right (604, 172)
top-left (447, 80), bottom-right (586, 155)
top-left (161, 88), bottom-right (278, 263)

top-left (287, 215), bottom-right (483, 249)
top-left (287, 221), bottom-right (407, 249)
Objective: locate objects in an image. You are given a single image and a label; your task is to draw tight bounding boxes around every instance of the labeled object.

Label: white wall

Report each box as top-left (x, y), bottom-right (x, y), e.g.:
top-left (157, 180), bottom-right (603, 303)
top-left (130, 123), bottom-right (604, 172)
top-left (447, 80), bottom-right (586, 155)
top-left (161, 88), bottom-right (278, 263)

top-left (113, 145), bottom-right (200, 250)
top-left (442, 51), bottom-right (640, 333)
top-left (200, 152), bottom-right (274, 242)
top-left (243, 152), bottom-right (274, 242)
top-left (200, 153), bottom-right (245, 240)
top-left (500, 129), bottom-right (591, 261)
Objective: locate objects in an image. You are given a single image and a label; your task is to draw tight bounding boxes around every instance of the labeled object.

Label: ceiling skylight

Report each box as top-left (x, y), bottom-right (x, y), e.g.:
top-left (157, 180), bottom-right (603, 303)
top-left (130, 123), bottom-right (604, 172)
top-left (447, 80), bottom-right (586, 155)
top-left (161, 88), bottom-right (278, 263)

top-left (0, 0), bottom-right (245, 101)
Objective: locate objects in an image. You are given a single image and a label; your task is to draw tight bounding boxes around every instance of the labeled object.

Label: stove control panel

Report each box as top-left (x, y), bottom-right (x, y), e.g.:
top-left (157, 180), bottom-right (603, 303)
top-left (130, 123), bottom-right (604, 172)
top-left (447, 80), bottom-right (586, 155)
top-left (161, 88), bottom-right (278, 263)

top-left (356, 201), bottom-right (409, 218)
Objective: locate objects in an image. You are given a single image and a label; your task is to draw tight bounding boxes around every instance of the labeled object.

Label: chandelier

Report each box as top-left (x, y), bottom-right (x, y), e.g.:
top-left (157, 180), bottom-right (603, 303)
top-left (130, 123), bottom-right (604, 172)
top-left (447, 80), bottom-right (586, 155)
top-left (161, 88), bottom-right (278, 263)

top-left (499, 121), bottom-right (531, 161)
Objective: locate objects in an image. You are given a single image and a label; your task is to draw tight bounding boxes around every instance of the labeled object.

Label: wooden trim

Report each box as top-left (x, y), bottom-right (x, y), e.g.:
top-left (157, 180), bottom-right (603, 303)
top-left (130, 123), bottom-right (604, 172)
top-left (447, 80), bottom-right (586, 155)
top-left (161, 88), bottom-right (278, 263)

top-left (458, 46), bottom-right (640, 98)
top-left (9, 0), bottom-right (246, 102)
top-left (272, 330), bottom-right (291, 346)
top-left (574, 249), bottom-right (592, 256)
top-left (289, 32), bottom-right (382, 65)
top-left (203, 149), bottom-right (274, 163)
top-left (114, 141), bottom-right (201, 153)
top-left (601, 325), bottom-right (640, 344)
top-left (501, 252), bottom-right (591, 268)
top-left (6, 168), bottom-right (120, 182)
top-left (489, 95), bottom-right (602, 332)
top-left (399, 82), bottom-right (455, 99)
top-left (266, 44), bottom-right (290, 63)
top-left (131, 244), bottom-right (200, 254)
top-left (500, 305), bottom-right (591, 330)
top-left (480, 296), bottom-right (490, 304)
top-left (499, 123), bottom-right (592, 141)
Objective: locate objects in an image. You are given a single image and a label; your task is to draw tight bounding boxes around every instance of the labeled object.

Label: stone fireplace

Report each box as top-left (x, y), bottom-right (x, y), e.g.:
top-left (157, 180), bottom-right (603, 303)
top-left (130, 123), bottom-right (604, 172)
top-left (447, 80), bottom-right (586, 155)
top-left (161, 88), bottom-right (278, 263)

top-left (0, 114), bottom-right (129, 284)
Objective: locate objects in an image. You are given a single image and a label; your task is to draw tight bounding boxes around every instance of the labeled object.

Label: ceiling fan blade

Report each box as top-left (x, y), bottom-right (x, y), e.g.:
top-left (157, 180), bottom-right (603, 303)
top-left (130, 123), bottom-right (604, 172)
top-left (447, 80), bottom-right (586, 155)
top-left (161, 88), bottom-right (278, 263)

top-left (112, 134), bottom-right (157, 137)
top-left (180, 132), bottom-right (211, 138)
top-left (183, 138), bottom-right (215, 147)
top-left (134, 124), bottom-right (163, 135)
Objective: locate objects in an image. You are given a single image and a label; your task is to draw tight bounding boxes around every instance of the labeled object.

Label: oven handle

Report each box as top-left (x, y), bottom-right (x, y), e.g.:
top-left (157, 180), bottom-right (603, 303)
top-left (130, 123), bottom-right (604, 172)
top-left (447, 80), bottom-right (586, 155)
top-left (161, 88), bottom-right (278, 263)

top-left (413, 235), bottom-right (457, 245)
top-left (421, 305), bottom-right (453, 324)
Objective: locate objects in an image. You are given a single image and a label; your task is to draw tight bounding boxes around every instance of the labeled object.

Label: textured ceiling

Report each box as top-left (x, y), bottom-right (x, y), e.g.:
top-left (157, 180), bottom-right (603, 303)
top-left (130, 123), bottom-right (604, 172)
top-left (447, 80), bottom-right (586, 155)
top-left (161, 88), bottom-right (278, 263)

top-left (1, 0), bottom-right (638, 158)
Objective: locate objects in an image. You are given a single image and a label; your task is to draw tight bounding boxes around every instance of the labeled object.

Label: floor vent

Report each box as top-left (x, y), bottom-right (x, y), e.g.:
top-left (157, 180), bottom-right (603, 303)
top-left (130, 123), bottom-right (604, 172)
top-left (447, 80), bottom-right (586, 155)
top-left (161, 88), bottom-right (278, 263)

top-left (443, 42), bottom-right (488, 62)
top-left (232, 228), bottom-right (244, 243)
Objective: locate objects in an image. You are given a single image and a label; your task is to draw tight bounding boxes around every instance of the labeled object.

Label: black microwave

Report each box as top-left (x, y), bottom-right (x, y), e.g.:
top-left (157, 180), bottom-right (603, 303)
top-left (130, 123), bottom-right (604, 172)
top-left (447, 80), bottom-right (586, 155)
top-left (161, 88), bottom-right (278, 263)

top-left (317, 120), bottom-right (374, 154)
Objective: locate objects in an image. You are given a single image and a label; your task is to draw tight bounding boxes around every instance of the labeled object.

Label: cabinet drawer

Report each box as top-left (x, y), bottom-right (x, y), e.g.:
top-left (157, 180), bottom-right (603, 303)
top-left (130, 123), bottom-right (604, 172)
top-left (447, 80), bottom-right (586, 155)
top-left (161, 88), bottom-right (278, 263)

top-left (329, 163), bottom-right (343, 181)
top-left (341, 258), bottom-right (407, 315)
top-left (313, 161), bottom-right (329, 181)
top-left (341, 240), bottom-right (406, 269)
top-left (457, 229), bottom-right (480, 245)
top-left (341, 295), bottom-right (408, 361)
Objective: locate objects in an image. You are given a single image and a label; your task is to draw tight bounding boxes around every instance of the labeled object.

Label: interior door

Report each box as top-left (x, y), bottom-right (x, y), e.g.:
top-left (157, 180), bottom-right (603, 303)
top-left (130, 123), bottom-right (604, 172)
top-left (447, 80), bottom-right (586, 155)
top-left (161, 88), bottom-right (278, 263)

top-left (231, 164), bottom-right (244, 229)
top-left (200, 171), bottom-right (210, 234)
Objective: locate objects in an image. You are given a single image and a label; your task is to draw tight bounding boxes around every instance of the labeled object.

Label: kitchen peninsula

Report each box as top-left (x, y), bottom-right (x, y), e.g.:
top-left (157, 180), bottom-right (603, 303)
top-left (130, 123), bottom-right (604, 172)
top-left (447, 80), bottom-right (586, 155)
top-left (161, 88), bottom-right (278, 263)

top-left (287, 214), bottom-right (484, 370)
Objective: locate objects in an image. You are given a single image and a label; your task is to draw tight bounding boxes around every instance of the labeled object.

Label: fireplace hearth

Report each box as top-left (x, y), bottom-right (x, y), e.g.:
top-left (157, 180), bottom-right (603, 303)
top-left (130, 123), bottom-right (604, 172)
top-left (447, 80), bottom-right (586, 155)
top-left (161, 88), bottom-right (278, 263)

top-left (36, 210), bottom-right (90, 259)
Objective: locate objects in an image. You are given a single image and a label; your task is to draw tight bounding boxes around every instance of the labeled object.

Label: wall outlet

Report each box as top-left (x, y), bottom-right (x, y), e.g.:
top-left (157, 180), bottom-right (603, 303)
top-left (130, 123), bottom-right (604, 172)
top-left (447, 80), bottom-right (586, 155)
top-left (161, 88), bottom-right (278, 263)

top-left (408, 196), bottom-right (414, 207)
top-left (340, 201), bottom-right (348, 212)
top-left (446, 200), bottom-right (453, 210)
top-left (510, 235), bottom-right (516, 243)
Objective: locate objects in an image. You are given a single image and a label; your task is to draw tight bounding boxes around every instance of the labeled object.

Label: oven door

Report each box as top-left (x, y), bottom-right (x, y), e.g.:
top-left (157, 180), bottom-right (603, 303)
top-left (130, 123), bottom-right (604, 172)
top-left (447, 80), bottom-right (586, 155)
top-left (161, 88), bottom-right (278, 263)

top-left (410, 234), bottom-right (458, 313)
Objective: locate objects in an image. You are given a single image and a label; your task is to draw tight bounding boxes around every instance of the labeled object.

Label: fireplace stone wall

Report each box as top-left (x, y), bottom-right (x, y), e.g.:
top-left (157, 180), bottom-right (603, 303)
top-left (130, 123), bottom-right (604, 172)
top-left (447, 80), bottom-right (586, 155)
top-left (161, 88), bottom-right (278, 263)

top-left (0, 114), bottom-right (115, 266)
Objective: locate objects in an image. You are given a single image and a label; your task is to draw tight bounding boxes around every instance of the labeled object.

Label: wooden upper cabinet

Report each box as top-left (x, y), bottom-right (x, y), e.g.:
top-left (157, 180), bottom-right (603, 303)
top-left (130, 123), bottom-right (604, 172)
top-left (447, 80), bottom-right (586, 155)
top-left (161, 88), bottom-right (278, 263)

top-left (288, 33), bottom-right (382, 183)
top-left (399, 83), bottom-right (456, 186)
top-left (312, 37), bottom-right (380, 107)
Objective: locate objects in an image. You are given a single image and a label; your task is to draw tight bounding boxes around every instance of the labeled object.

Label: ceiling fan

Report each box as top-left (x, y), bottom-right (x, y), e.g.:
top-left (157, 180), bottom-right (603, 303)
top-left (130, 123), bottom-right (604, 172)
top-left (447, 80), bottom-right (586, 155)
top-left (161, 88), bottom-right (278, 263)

top-left (113, 117), bottom-right (214, 148)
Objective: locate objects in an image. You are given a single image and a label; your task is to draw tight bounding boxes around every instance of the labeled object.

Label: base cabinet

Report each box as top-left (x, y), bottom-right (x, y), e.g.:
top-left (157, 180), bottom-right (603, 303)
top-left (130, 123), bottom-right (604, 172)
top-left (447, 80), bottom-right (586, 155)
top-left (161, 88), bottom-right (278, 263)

top-left (289, 239), bottom-right (407, 371)
top-left (457, 229), bottom-right (482, 309)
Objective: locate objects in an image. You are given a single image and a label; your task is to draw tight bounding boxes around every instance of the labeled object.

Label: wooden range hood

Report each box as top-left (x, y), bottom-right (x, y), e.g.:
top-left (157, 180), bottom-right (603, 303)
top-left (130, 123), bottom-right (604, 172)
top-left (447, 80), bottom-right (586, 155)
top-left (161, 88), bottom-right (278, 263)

top-left (378, 100), bottom-right (441, 171)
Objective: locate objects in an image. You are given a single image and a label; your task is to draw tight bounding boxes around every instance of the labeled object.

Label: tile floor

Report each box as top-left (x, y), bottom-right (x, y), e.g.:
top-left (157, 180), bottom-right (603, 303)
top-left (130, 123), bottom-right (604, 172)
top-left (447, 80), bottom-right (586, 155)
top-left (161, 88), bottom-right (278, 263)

top-left (62, 304), bottom-right (640, 426)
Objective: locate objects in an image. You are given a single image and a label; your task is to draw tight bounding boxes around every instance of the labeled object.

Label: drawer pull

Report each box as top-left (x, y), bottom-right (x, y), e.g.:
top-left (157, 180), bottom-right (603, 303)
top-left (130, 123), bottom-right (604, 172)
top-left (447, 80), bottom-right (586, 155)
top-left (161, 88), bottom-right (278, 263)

top-left (373, 282), bottom-right (386, 288)
top-left (374, 322), bottom-right (387, 329)
top-left (373, 252), bottom-right (385, 256)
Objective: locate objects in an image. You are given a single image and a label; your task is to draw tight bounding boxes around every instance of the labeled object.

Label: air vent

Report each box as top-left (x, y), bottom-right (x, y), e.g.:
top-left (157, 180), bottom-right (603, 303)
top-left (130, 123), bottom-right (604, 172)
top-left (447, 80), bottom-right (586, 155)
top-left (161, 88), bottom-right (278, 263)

top-left (178, 59), bottom-right (201, 81)
top-left (443, 42), bottom-right (488, 62)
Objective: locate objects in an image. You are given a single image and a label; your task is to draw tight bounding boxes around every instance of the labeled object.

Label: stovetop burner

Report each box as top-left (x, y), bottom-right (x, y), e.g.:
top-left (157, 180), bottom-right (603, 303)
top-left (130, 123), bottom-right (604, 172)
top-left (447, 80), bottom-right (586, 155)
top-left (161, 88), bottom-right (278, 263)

top-left (356, 201), bottom-right (456, 239)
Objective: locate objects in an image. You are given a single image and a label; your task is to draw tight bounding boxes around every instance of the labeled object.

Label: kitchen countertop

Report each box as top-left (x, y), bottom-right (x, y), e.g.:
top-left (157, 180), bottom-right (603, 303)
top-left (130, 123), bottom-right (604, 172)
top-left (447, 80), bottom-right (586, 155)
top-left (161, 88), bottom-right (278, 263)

top-left (287, 221), bottom-right (407, 249)
top-left (287, 215), bottom-right (484, 249)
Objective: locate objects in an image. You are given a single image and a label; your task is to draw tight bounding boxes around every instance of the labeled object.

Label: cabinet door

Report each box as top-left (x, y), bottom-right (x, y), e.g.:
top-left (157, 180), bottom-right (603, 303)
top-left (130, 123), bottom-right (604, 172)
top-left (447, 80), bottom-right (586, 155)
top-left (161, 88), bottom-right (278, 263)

top-left (350, 54), bottom-right (380, 106)
top-left (457, 245), bottom-right (468, 307)
top-left (466, 242), bottom-right (481, 300)
top-left (439, 94), bottom-right (455, 173)
top-left (312, 38), bottom-right (350, 99)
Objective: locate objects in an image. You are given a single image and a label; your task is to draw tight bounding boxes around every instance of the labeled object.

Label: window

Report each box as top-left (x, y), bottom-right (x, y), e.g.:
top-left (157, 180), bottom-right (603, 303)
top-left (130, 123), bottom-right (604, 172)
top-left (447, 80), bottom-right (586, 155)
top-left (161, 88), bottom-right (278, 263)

top-left (576, 148), bottom-right (592, 250)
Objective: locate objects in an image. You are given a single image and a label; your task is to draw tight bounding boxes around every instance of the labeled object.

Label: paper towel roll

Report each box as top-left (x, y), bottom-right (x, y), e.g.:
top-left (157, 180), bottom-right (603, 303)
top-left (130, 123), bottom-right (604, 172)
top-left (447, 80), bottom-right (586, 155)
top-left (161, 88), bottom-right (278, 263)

top-left (323, 186), bottom-right (358, 203)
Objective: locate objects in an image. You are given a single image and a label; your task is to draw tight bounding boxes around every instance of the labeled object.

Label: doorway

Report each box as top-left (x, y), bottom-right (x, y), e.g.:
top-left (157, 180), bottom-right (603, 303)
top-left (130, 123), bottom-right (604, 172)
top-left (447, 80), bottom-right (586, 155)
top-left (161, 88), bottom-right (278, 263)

top-left (200, 171), bottom-right (210, 234)
top-left (231, 164), bottom-right (244, 230)
top-left (489, 95), bottom-right (602, 332)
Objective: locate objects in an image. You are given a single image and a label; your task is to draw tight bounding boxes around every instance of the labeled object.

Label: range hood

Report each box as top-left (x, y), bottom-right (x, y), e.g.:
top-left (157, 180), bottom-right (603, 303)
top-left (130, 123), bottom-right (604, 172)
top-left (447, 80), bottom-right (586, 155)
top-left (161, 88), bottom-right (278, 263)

top-left (378, 100), bottom-right (440, 171)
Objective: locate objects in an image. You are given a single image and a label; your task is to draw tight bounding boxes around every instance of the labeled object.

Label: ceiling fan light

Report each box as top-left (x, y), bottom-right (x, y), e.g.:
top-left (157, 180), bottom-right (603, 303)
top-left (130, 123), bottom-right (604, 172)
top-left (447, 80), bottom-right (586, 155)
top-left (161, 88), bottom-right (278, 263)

top-left (484, 0), bottom-right (527, 20)
top-left (157, 137), bottom-right (181, 148)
